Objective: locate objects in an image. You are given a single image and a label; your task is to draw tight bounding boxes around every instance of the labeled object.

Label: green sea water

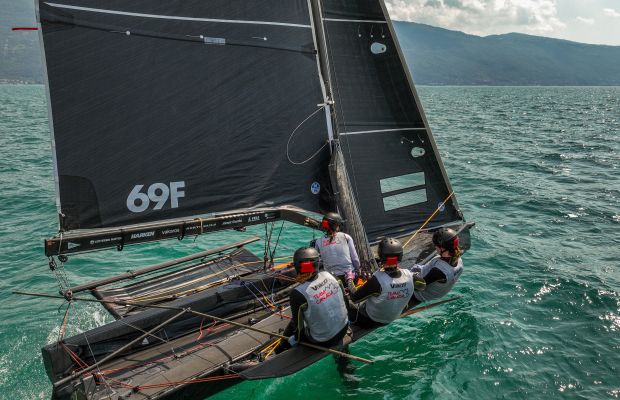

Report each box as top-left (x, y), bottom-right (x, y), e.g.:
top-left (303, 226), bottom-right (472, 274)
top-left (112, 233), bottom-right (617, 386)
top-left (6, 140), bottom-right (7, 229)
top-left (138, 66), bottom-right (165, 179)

top-left (0, 85), bottom-right (618, 399)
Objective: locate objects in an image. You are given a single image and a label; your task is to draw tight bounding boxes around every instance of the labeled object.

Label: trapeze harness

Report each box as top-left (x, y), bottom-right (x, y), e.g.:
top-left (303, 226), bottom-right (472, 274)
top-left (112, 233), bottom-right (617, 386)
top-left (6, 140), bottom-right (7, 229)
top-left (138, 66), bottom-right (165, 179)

top-left (295, 271), bottom-right (348, 342)
top-left (413, 256), bottom-right (463, 303)
top-left (364, 269), bottom-right (415, 324)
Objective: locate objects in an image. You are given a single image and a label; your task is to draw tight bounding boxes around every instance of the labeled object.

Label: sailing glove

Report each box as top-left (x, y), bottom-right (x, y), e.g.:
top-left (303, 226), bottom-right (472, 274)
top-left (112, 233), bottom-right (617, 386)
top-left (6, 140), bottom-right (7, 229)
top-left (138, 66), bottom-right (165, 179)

top-left (288, 336), bottom-right (299, 347)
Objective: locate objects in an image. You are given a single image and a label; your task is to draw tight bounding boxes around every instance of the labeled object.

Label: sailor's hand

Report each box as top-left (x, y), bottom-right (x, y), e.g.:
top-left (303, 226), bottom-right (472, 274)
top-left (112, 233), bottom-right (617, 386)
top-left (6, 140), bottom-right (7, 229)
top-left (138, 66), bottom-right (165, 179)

top-left (413, 273), bottom-right (426, 291)
top-left (288, 336), bottom-right (299, 348)
top-left (346, 270), bottom-right (355, 281)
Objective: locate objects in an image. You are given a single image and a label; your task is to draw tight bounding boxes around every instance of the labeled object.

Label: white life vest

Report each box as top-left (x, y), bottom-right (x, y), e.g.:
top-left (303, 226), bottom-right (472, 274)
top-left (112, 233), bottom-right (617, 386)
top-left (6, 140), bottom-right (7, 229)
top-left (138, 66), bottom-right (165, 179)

top-left (315, 232), bottom-right (353, 277)
top-left (414, 256), bottom-right (463, 302)
top-left (295, 271), bottom-right (348, 342)
top-left (365, 269), bottom-right (414, 324)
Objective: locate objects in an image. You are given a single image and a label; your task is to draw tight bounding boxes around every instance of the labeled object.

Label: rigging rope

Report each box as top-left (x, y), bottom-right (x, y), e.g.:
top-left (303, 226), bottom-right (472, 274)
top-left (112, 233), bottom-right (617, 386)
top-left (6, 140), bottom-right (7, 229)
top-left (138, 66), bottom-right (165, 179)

top-left (403, 191), bottom-right (455, 248)
top-left (286, 105), bottom-right (328, 165)
top-left (330, 142), bottom-right (377, 273)
top-left (129, 256), bottom-right (292, 303)
top-left (58, 301), bottom-right (72, 342)
top-left (49, 256), bottom-right (71, 294)
top-left (269, 221), bottom-right (285, 266)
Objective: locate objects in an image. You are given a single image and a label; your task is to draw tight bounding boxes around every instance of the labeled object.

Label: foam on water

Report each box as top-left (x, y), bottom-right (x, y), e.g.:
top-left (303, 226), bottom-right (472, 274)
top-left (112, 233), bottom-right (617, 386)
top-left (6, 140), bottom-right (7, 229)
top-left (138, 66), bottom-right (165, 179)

top-left (0, 85), bottom-right (618, 399)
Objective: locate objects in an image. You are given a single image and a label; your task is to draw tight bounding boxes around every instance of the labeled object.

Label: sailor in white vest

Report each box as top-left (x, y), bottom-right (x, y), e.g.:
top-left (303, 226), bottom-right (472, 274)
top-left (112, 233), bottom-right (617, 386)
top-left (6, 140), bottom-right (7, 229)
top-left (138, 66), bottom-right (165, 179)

top-left (282, 247), bottom-right (349, 348)
top-left (350, 238), bottom-right (425, 328)
top-left (410, 227), bottom-right (464, 305)
top-left (313, 212), bottom-right (360, 291)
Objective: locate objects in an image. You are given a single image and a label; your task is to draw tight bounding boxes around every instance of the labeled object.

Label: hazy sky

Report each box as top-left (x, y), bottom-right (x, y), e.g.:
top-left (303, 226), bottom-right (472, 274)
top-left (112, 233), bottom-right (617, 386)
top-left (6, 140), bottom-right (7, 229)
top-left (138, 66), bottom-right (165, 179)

top-left (386, 0), bottom-right (620, 45)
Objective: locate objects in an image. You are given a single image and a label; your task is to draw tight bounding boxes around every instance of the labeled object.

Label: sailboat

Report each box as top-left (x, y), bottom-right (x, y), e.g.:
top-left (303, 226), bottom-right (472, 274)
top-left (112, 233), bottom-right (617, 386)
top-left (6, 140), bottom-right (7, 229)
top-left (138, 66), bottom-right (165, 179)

top-left (29, 0), bottom-right (474, 399)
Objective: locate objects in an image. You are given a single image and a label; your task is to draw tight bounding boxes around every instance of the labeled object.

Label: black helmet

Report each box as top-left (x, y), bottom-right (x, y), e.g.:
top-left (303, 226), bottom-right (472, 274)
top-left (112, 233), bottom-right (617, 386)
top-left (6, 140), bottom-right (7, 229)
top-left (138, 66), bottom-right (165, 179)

top-left (321, 212), bottom-right (343, 232)
top-left (378, 237), bottom-right (403, 265)
top-left (432, 228), bottom-right (459, 251)
top-left (293, 247), bottom-right (320, 274)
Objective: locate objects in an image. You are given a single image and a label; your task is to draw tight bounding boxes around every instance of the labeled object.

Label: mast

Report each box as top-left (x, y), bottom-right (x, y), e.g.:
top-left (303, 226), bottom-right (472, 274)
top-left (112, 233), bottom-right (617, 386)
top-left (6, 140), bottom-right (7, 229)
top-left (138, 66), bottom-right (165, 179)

top-left (308, 0), bottom-right (377, 271)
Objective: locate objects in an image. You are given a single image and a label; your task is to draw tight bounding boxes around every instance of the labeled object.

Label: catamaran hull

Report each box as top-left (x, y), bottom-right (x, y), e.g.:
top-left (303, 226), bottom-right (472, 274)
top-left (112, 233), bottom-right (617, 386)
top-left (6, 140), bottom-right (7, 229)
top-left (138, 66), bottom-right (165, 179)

top-left (48, 223), bottom-right (473, 400)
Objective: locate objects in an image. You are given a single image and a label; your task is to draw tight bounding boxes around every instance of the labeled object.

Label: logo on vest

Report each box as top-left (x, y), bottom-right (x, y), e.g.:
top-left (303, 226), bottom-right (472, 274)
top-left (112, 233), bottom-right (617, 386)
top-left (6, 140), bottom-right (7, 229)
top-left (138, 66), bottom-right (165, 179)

top-left (310, 278), bottom-right (328, 291)
top-left (387, 288), bottom-right (409, 300)
top-left (313, 288), bottom-right (335, 304)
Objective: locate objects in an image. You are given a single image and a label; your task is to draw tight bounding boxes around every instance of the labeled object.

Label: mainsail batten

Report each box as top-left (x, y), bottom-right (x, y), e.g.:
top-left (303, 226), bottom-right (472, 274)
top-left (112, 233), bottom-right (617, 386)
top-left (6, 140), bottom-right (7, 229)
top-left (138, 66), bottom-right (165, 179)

top-left (43, 2), bottom-right (314, 29)
top-left (39, 0), bottom-right (333, 232)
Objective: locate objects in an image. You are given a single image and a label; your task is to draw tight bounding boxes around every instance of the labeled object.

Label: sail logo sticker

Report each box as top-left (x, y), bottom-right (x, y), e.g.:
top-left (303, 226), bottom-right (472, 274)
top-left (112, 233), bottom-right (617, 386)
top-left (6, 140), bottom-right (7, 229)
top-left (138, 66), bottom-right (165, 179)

top-left (438, 202), bottom-right (446, 212)
top-left (310, 182), bottom-right (321, 194)
top-left (127, 181), bottom-right (185, 213)
top-left (370, 42), bottom-right (387, 54)
top-left (130, 231), bottom-right (155, 240)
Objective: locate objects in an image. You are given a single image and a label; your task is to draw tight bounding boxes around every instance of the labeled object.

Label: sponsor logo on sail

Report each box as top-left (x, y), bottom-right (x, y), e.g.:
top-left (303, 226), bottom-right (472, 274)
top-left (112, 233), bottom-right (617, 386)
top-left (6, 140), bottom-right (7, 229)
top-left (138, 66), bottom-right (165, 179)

top-left (187, 223), bottom-right (216, 230)
top-left (310, 182), bottom-right (320, 194)
top-left (127, 181), bottom-right (185, 213)
top-left (89, 236), bottom-right (122, 245)
top-left (130, 231), bottom-right (155, 240)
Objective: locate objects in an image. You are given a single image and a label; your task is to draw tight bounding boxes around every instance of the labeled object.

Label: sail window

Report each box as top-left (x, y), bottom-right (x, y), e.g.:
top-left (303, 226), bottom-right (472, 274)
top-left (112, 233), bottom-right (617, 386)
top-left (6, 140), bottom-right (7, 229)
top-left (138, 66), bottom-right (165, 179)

top-left (380, 172), bottom-right (425, 193)
top-left (383, 189), bottom-right (427, 211)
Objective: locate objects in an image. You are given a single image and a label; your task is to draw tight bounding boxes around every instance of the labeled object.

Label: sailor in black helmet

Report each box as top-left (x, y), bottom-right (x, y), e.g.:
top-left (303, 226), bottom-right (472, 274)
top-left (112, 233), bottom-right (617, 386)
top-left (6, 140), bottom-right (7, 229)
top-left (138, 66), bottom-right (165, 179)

top-left (349, 238), bottom-right (425, 327)
top-left (281, 247), bottom-right (349, 349)
top-left (314, 212), bottom-right (360, 291)
top-left (410, 227), bottom-right (463, 305)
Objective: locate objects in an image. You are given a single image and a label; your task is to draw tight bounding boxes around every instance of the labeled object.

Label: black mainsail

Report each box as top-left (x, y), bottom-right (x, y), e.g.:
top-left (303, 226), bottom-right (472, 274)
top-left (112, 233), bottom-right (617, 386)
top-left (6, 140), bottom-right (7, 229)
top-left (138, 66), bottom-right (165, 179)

top-left (39, 0), bottom-right (333, 233)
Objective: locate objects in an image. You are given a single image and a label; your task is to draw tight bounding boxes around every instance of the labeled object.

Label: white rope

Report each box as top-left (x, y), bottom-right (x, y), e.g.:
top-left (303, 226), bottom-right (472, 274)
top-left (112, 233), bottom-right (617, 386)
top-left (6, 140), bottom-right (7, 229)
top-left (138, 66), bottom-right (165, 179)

top-left (286, 105), bottom-right (328, 165)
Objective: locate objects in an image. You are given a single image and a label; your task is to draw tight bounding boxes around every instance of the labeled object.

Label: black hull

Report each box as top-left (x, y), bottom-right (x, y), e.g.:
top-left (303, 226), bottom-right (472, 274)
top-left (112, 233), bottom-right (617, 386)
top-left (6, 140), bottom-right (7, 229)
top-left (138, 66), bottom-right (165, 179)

top-left (47, 222), bottom-right (473, 400)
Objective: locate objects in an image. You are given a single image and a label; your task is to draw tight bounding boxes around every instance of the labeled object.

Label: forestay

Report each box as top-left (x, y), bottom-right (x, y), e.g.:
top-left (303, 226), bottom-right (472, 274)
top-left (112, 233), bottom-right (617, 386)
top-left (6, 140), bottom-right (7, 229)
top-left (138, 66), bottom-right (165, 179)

top-left (318, 0), bottom-right (463, 241)
top-left (39, 0), bottom-right (333, 231)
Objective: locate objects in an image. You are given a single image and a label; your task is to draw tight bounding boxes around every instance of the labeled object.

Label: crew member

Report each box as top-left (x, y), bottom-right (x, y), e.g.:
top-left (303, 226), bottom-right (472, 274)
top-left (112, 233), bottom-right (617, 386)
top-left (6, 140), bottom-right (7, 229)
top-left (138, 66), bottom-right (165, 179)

top-left (282, 247), bottom-right (349, 348)
top-left (410, 227), bottom-right (463, 305)
top-left (350, 238), bottom-right (425, 327)
top-left (314, 212), bottom-right (360, 290)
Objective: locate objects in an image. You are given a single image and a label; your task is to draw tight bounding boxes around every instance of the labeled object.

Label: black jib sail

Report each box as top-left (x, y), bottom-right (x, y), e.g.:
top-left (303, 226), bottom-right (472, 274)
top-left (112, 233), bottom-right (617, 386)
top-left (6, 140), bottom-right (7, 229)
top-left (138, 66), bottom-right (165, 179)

top-left (317, 0), bottom-right (463, 242)
top-left (39, 0), bottom-right (333, 234)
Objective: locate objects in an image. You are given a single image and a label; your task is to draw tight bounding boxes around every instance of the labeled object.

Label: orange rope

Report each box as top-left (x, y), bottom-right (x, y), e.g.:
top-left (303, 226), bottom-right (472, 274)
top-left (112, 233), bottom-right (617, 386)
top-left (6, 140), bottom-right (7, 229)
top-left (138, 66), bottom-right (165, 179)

top-left (404, 191), bottom-right (454, 248)
top-left (99, 321), bottom-right (233, 375)
top-left (272, 261), bottom-right (292, 270)
top-left (62, 343), bottom-right (89, 369)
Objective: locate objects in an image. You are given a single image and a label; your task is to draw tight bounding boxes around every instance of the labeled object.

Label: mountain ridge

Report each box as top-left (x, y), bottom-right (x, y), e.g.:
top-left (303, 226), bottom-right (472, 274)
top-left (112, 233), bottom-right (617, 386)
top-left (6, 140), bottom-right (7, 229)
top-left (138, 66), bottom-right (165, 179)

top-left (393, 21), bottom-right (620, 85)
